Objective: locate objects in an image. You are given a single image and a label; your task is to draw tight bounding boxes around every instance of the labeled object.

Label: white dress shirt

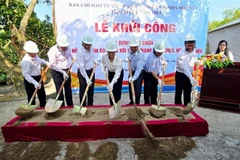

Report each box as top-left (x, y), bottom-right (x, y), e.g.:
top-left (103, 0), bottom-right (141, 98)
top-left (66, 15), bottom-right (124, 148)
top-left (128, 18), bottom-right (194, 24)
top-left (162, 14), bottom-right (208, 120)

top-left (21, 54), bottom-right (48, 84)
top-left (76, 47), bottom-right (94, 79)
top-left (102, 53), bottom-right (123, 83)
top-left (47, 45), bottom-right (72, 72)
top-left (144, 53), bottom-right (164, 75)
top-left (176, 49), bottom-right (198, 79)
top-left (129, 51), bottom-right (145, 80)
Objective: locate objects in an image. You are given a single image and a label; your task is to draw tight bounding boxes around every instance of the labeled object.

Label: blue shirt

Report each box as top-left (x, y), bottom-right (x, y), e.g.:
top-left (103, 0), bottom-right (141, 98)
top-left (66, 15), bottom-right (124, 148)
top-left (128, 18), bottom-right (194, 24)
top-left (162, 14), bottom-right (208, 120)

top-left (129, 51), bottom-right (145, 80)
top-left (144, 52), bottom-right (163, 75)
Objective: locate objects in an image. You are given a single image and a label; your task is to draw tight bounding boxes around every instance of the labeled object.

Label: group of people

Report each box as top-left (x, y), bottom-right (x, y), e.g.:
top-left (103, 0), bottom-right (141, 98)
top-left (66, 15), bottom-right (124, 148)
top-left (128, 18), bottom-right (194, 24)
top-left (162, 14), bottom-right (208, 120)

top-left (21, 32), bottom-right (234, 110)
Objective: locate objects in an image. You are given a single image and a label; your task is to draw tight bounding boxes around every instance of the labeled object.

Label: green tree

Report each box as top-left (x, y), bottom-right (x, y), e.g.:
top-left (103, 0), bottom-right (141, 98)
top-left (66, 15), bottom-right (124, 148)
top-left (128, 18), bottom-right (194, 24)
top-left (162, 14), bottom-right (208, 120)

top-left (0, 0), bottom-right (54, 94)
top-left (209, 7), bottom-right (240, 31)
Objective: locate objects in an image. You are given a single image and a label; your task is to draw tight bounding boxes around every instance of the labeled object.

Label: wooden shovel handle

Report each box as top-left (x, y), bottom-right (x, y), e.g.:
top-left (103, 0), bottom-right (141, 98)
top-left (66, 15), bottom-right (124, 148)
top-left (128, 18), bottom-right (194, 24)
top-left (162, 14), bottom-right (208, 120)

top-left (157, 64), bottom-right (166, 106)
top-left (55, 60), bottom-right (75, 100)
top-left (28, 67), bottom-right (49, 105)
top-left (128, 59), bottom-right (136, 99)
top-left (103, 68), bottom-right (117, 106)
top-left (80, 64), bottom-right (97, 107)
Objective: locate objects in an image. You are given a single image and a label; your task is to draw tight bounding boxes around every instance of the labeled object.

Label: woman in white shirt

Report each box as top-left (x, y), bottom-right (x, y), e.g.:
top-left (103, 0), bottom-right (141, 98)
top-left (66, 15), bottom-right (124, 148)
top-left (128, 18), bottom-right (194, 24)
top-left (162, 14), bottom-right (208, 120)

top-left (215, 40), bottom-right (234, 62)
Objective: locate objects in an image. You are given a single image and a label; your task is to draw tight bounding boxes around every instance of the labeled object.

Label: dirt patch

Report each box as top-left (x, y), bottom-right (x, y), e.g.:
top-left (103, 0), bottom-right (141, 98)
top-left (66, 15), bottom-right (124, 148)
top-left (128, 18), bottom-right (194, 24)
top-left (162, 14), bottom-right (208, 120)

top-left (168, 107), bottom-right (184, 117)
top-left (20, 141), bottom-right (61, 160)
top-left (0, 142), bottom-right (29, 160)
top-left (64, 142), bottom-right (90, 160)
top-left (36, 122), bottom-right (46, 126)
top-left (15, 108), bottom-right (34, 118)
top-left (91, 142), bottom-right (118, 160)
top-left (44, 110), bottom-right (66, 120)
top-left (133, 136), bottom-right (196, 160)
top-left (125, 108), bottom-right (145, 120)
top-left (149, 108), bottom-right (166, 118)
top-left (82, 109), bottom-right (96, 118)
top-left (97, 110), bottom-right (108, 116)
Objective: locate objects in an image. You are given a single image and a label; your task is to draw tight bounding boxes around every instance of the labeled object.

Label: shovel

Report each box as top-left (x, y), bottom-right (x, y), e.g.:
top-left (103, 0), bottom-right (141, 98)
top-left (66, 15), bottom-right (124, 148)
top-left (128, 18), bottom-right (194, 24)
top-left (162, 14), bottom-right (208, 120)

top-left (127, 59), bottom-right (155, 139)
top-left (72, 63), bottom-right (97, 116)
top-left (183, 62), bottom-right (200, 115)
top-left (45, 60), bottom-right (74, 113)
top-left (127, 59), bottom-right (143, 118)
top-left (103, 68), bottom-right (121, 119)
top-left (15, 67), bottom-right (49, 117)
top-left (149, 63), bottom-right (167, 118)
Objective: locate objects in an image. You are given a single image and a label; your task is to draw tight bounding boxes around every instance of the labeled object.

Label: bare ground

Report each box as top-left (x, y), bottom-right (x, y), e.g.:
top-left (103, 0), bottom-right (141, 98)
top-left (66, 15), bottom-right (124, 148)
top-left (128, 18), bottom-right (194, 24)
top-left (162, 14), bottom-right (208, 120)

top-left (0, 83), bottom-right (240, 160)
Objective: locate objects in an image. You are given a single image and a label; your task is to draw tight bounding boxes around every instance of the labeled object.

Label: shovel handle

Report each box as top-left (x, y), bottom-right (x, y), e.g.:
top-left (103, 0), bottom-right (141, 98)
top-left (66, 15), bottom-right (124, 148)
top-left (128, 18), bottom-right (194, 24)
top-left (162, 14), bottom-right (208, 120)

top-left (157, 64), bottom-right (166, 107)
top-left (55, 60), bottom-right (75, 101)
top-left (28, 67), bottom-right (49, 106)
top-left (103, 69), bottom-right (117, 106)
top-left (80, 64), bottom-right (97, 107)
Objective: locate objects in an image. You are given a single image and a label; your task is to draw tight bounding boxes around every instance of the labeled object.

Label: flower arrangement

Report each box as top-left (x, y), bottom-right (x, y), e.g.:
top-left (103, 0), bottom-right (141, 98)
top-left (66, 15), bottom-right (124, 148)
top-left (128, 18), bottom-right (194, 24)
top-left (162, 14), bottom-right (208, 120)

top-left (198, 54), bottom-right (234, 69)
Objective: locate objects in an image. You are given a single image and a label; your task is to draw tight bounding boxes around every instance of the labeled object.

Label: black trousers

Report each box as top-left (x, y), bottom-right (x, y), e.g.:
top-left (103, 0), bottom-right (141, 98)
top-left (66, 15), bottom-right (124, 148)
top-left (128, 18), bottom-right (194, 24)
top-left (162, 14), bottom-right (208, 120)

top-left (143, 71), bottom-right (158, 104)
top-left (174, 71), bottom-right (192, 106)
top-left (78, 69), bottom-right (95, 106)
top-left (128, 71), bottom-right (143, 104)
top-left (24, 75), bottom-right (46, 107)
top-left (108, 69), bottom-right (124, 105)
top-left (52, 70), bottom-right (73, 106)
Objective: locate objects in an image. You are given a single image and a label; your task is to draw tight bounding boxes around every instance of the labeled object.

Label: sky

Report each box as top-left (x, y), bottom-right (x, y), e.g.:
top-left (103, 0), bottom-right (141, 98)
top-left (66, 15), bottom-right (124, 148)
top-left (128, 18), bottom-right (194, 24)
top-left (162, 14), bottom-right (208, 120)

top-left (33, 0), bottom-right (240, 22)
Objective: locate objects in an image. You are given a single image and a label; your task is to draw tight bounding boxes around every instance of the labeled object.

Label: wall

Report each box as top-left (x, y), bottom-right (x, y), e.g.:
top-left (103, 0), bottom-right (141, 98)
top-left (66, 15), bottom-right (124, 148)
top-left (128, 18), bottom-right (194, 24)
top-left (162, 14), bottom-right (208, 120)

top-left (208, 23), bottom-right (240, 62)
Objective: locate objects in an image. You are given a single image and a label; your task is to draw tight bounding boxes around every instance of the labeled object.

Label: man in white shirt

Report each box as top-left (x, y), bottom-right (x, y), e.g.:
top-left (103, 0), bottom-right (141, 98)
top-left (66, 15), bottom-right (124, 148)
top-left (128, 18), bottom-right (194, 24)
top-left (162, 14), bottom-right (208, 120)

top-left (175, 33), bottom-right (198, 106)
top-left (143, 39), bottom-right (165, 104)
top-left (101, 40), bottom-right (123, 105)
top-left (47, 34), bottom-right (73, 106)
top-left (128, 37), bottom-right (145, 104)
top-left (76, 34), bottom-right (95, 106)
top-left (21, 41), bottom-right (50, 107)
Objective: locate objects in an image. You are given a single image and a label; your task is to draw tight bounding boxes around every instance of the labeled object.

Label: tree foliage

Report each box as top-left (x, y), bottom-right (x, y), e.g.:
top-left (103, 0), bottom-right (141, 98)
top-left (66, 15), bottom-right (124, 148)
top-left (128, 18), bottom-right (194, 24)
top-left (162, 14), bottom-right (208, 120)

top-left (0, 0), bottom-right (54, 92)
top-left (209, 7), bottom-right (240, 31)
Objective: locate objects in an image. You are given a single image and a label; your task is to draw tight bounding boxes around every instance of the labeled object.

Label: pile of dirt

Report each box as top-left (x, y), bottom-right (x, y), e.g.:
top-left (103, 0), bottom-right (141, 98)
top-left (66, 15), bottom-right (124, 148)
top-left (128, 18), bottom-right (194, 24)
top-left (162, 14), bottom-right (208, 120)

top-left (44, 110), bottom-right (66, 120)
top-left (125, 108), bottom-right (145, 120)
top-left (133, 136), bottom-right (196, 160)
top-left (11, 119), bottom-right (22, 126)
top-left (168, 107), bottom-right (184, 117)
top-left (149, 108), bottom-right (166, 118)
top-left (15, 107), bottom-right (33, 118)
top-left (65, 142), bottom-right (90, 160)
top-left (0, 142), bottom-right (29, 160)
top-left (20, 141), bottom-right (61, 160)
top-left (91, 142), bottom-right (118, 160)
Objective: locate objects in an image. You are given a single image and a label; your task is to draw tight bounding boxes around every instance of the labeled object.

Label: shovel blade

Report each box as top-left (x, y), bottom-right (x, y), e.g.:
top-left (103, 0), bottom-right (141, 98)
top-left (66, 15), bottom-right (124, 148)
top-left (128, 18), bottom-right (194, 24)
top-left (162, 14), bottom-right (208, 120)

top-left (80, 107), bottom-right (88, 116)
top-left (45, 99), bottom-right (63, 113)
top-left (151, 105), bottom-right (166, 111)
top-left (20, 104), bottom-right (37, 110)
top-left (72, 105), bottom-right (81, 113)
top-left (109, 106), bottom-right (117, 119)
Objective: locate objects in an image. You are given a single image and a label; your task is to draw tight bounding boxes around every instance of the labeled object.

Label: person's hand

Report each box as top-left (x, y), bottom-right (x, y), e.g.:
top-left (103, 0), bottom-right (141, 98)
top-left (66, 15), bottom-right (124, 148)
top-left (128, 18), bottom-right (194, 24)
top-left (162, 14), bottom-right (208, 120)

top-left (62, 71), bottom-right (69, 80)
top-left (94, 59), bottom-right (101, 65)
top-left (33, 81), bottom-right (41, 89)
top-left (46, 62), bottom-right (51, 68)
top-left (86, 77), bottom-right (92, 85)
top-left (128, 77), bottom-right (135, 83)
top-left (190, 77), bottom-right (198, 86)
top-left (107, 82), bottom-right (114, 92)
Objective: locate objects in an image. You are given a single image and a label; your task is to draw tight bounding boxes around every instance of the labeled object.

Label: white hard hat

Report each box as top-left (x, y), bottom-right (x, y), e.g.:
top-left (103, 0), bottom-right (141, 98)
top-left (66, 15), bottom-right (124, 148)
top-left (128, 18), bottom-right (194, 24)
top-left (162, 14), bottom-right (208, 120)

top-left (185, 33), bottom-right (196, 41)
top-left (23, 41), bottom-right (39, 53)
top-left (154, 39), bottom-right (165, 52)
top-left (56, 34), bottom-right (69, 47)
top-left (129, 37), bottom-right (140, 47)
top-left (106, 40), bottom-right (117, 52)
top-left (82, 33), bottom-right (93, 44)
